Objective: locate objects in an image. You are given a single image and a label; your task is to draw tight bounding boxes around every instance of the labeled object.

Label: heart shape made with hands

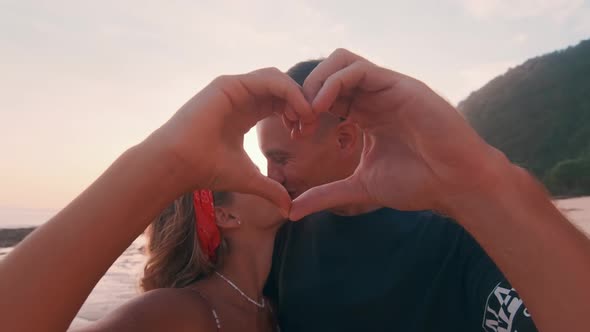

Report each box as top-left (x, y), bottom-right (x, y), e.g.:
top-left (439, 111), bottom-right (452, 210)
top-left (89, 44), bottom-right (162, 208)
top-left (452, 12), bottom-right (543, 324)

top-left (162, 48), bottom-right (506, 222)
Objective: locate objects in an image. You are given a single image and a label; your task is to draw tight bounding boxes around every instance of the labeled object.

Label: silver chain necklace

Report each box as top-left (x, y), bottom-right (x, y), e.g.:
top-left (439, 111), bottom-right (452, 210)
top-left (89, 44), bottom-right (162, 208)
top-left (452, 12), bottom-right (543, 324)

top-left (215, 271), bottom-right (266, 308)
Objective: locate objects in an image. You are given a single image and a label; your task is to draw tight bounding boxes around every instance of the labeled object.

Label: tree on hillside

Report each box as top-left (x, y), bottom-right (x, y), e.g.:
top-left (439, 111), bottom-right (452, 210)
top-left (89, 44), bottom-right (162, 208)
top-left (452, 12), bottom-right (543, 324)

top-left (545, 156), bottom-right (590, 196)
top-left (458, 38), bottom-right (590, 196)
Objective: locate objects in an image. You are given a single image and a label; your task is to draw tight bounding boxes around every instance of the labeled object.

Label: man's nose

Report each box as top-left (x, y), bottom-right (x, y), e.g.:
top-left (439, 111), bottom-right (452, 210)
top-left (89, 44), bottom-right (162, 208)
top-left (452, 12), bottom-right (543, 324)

top-left (267, 164), bottom-right (285, 185)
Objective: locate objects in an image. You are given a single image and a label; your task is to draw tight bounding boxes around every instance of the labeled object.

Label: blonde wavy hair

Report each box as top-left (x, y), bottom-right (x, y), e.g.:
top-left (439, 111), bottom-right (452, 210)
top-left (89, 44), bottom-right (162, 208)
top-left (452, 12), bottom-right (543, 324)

top-left (140, 191), bottom-right (231, 291)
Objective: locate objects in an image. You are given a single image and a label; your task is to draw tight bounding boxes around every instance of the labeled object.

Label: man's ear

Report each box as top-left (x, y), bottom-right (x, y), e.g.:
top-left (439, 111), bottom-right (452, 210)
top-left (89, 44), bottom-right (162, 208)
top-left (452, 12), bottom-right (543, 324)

top-left (215, 207), bottom-right (241, 229)
top-left (336, 120), bottom-right (360, 153)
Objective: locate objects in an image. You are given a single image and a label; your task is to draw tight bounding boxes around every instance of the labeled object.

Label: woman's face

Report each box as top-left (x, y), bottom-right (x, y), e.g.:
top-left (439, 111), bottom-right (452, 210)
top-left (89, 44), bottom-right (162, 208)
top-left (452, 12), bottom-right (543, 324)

top-left (227, 193), bottom-right (285, 229)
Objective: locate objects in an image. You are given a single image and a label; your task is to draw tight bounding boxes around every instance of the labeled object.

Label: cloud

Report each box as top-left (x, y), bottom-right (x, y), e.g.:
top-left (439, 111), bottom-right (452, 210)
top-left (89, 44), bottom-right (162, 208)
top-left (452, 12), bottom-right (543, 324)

top-left (1, 0), bottom-right (355, 209)
top-left (512, 33), bottom-right (529, 44)
top-left (573, 7), bottom-right (590, 34)
top-left (460, 0), bottom-right (584, 21)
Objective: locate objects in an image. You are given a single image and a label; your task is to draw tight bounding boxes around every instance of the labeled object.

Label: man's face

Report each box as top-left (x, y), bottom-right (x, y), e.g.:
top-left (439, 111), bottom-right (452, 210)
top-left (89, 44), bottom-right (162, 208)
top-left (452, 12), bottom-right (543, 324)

top-left (257, 116), bottom-right (338, 199)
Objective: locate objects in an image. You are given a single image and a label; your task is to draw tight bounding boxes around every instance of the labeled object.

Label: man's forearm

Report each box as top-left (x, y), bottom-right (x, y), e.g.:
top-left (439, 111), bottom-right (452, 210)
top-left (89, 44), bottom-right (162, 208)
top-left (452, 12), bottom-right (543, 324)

top-left (0, 140), bottom-right (184, 332)
top-left (449, 163), bottom-right (590, 332)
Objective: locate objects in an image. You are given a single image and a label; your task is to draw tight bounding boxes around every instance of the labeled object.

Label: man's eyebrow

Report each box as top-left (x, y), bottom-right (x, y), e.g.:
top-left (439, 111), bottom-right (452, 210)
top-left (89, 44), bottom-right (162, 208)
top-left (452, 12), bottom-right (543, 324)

top-left (264, 149), bottom-right (289, 158)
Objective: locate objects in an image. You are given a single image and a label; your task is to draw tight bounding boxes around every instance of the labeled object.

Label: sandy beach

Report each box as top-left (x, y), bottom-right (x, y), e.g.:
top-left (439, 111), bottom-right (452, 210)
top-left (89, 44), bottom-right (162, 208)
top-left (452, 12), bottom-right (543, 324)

top-left (1, 196), bottom-right (589, 330)
top-left (554, 196), bottom-right (590, 235)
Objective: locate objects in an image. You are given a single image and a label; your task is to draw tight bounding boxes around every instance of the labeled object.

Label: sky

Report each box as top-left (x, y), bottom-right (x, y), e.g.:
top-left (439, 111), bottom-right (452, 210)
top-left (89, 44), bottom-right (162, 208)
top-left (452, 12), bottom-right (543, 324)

top-left (0, 0), bottom-right (589, 215)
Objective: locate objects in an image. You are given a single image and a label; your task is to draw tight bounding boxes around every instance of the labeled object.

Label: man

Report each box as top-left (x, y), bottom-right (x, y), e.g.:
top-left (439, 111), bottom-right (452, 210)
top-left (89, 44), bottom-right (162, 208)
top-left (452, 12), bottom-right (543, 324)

top-left (259, 49), bottom-right (590, 331)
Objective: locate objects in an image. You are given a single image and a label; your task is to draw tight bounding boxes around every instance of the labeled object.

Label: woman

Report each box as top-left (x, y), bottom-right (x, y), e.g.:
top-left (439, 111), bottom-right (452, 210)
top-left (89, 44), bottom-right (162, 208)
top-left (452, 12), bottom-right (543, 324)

top-left (0, 68), bottom-right (310, 332)
top-left (85, 189), bottom-right (284, 331)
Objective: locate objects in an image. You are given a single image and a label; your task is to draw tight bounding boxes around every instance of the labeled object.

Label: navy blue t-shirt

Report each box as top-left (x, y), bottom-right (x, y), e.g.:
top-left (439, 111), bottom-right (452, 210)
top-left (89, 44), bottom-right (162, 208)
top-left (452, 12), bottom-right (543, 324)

top-left (265, 208), bottom-right (537, 332)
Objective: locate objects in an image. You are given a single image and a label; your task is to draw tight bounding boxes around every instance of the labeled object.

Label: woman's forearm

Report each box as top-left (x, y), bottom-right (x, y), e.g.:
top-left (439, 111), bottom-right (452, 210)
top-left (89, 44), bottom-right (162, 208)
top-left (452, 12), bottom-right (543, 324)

top-left (0, 68), bottom-right (306, 332)
top-left (0, 140), bottom-right (184, 332)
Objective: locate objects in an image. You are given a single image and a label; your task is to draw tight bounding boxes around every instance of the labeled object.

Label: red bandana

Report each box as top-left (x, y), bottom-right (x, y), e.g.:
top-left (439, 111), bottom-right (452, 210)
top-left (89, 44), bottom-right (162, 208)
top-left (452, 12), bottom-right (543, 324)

top-left (193, 190), bottom-right (221, 262)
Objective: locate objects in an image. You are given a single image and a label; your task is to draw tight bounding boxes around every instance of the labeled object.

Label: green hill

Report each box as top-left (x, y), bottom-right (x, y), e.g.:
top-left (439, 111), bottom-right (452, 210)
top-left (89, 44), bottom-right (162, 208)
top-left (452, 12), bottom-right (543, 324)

top-left (458, 39), bottom-right (590, 196)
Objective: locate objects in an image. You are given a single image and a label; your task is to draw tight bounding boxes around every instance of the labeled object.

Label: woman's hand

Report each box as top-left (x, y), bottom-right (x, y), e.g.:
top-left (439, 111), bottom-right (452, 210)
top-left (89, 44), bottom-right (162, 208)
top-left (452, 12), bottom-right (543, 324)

top-left (0, 68), bottom-right (309, 332)
top-left (152, 67), bottom-right (311, 213)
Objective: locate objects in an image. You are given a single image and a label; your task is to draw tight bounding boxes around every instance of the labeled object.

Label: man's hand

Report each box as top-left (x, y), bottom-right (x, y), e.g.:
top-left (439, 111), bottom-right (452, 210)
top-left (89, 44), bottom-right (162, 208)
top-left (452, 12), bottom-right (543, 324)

top-left (288, 48), bottom-right (590, 332)
top-left (289, 48), bottom-right (509, 220)
top-left (153, 67), bottom-right (311, 214)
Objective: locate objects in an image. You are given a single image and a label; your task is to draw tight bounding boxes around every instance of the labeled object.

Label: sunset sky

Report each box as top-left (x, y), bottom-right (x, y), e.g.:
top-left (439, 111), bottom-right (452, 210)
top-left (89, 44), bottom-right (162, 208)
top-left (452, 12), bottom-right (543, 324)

top-left (1, 0), bottom-right (589, 215)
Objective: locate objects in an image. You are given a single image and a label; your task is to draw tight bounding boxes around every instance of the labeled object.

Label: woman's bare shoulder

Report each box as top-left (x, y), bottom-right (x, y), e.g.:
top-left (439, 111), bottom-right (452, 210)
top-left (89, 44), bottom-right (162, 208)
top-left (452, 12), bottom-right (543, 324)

top-left (72, 288), bottom-right (218, 332)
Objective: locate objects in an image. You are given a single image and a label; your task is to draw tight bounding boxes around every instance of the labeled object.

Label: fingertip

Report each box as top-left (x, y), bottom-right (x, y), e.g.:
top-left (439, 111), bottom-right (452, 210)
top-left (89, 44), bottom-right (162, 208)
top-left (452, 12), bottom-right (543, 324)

top-left (288, 208), bottom-right (305, 222)
top-left (280, 201), bottom-right (291, 219)
top-left (288, 194), bottom-right (316, 221)
top-left (302, 79), bottom-right (321, 103)
top-left (284, 108), bottom-right (298, 122)
top-left (290, 126), bottom-right (300, 139)
top-left (311, 92), bottom-right (330, 115)
top-left (283, 78), bottom-right (314, 124)
top-left (295, 96), bottom-right (314, 119)
top-left (282, 115), bottom-right (298, 134)
top-left (289, 192), bottom-right (319, 221)
top-left (289, 177), bottom-right (364, 220)
top-left (290, 123), bottom-right (313, 139)
top-left (247, 174), bottom-right (291, 215)
top-left (273, 181), bottom-right (292, 218)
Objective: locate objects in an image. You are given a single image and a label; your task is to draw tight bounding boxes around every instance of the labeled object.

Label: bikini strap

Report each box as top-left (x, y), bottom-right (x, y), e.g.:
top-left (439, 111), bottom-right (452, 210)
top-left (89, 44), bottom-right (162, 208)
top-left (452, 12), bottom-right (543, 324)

top-left (186, 288), bottom-right (221, 331)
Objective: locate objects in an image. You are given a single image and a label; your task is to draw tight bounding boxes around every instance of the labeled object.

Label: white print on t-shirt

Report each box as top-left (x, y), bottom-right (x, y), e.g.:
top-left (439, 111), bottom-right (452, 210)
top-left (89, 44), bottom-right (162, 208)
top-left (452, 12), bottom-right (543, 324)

top-left (482, 283), bottom-right (528, 332)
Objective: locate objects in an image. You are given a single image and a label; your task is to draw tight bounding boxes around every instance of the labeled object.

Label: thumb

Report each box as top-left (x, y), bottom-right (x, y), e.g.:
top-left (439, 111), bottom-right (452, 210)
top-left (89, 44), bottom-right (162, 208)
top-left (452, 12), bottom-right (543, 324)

top-left (242, 173), bottom-right (292, 218)
top-left (290, 176), bottom-right (369, 221)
